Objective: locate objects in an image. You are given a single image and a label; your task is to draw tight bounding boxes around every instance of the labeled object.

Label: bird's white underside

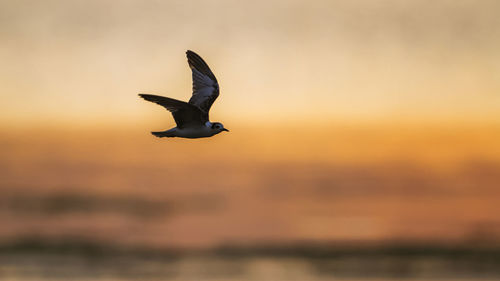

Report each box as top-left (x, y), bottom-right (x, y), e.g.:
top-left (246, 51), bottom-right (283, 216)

top-left (167, 123), bottom-right (217, 138)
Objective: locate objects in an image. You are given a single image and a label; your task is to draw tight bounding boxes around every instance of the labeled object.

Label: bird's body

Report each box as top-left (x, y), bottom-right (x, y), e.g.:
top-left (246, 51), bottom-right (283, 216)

top-left (139, 50), bottom-right (228, 139)
top-left (152, 122), bottom-right (220, 139)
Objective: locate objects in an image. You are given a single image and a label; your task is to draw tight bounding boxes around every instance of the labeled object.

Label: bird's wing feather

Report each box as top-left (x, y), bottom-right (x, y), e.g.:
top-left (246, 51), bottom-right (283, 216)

top-left (139, 94), bottom-right (207, 128)
top-left (186, 50), bottom-right (219, 114)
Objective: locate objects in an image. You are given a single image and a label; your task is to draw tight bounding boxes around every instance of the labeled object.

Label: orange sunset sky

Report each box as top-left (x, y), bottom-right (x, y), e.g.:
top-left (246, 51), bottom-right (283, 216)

top-left (1, 0), bottom-right (500, 248)
top-left (1, 0), bottom-right (499, 127)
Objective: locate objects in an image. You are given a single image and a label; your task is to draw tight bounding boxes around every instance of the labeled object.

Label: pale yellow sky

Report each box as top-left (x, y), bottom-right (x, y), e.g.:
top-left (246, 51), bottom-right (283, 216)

top-left (1, 0), bottom-right (499, 126)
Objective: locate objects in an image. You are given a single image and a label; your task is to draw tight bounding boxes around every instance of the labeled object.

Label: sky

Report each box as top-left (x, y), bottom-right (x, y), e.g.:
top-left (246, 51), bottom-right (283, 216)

top-left (1, 0), bottom-right (500, 248)
top-left (1, 0), bottom-right (499, 127)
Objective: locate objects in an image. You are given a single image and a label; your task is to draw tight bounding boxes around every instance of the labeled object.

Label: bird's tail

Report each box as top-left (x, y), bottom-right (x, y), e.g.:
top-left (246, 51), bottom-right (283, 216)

top-left (151, 129), bottom-right (176, 138)
top-left (151, 131), bottom-right (175, 138)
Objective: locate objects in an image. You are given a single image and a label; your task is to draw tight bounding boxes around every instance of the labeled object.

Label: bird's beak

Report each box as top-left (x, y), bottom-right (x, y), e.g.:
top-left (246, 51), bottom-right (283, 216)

top-left (222, 128), bottom-right (229, 132)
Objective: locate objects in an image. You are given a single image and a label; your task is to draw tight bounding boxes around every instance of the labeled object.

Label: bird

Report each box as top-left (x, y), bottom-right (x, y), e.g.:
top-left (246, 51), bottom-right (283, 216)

top-left (139, 50), bottom-right (229, 139)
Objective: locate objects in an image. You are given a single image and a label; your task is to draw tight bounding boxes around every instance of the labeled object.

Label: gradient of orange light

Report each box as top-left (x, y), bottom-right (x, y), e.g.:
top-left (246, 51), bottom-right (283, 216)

top-left (1, 0), bottom-right (499, 126)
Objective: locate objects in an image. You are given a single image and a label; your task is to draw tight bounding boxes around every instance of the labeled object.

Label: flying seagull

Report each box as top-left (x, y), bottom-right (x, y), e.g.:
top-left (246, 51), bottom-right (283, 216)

top-left (139, 50), bottom-right (228, 139)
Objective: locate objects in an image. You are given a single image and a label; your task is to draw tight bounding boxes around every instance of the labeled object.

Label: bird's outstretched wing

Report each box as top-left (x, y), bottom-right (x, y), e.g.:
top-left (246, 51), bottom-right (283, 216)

top-left (139, 94), bottom-right (207, 128)
top-left (186, 50), bottom-right (219, 113)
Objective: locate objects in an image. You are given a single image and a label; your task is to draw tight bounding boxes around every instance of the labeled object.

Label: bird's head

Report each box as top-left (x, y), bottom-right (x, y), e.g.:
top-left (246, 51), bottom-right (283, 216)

top-left (211, 122), bottom-right (229, 134)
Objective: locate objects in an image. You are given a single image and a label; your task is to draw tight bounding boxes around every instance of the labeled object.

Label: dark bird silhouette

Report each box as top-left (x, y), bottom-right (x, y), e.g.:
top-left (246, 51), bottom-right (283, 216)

top-left (139, 50), bottom-right (228, 138)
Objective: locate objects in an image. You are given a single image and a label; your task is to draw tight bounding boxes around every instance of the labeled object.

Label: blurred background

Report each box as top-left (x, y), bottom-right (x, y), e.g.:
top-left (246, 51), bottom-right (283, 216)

top-left (1, 0), bottom-right (500, 280)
